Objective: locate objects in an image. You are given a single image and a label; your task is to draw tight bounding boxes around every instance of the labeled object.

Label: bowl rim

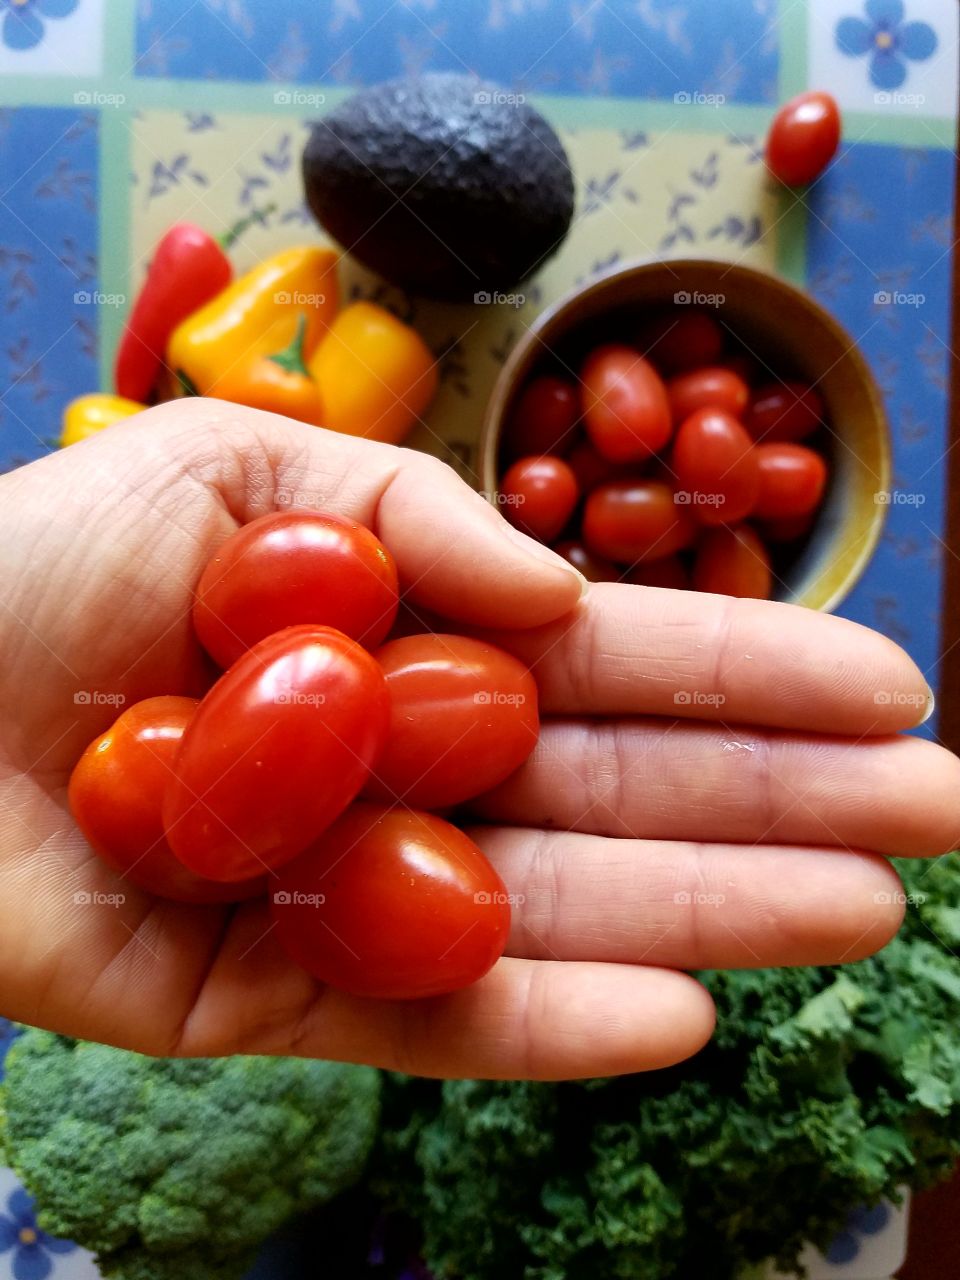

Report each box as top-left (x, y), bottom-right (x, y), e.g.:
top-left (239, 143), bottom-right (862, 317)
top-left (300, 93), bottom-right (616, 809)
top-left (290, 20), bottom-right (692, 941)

top-left (478, 256), bottom-right (891, 614)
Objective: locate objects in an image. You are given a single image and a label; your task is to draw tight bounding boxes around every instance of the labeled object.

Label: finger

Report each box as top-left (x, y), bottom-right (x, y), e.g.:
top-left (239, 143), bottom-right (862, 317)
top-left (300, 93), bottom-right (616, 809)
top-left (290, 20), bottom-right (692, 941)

top-left (467, 827), bottom-right (905, 969)
top-left (3, 794), bottom-right (713, 1080)
top-left (373, 445), bottom-right (587, 627)
top-left (470, 720), bottom-right (960, 857)
top-left (477, 582), bottom-right (932, 734)
top-left (171, 916), bottom-right (717, 1080)
top-left (3, 398), bottom-right (584, 641)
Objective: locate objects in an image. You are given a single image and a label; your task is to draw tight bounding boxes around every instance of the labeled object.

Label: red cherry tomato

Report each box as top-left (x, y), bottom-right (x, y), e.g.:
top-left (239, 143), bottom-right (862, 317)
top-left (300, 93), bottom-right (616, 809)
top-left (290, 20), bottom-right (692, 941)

top-left (766, 91), bottom-right (841, 186)
top-left (745, 381), bottom-right (823, 442)
top-left (753, 443), bottom-right (828, 519)
top-left (761, 512), bottom-right (816, 542)
top-left (666, 367), bottom-right (749, 426)
top-left (636, 310), bottom-right (724, 375)
top-left (68, 697), bottom-right (264, 903)
top-left (693, 526), bottom-right (772, 599)
top-left (163, 625), bottom-right (389, 882)
top-left (506, 375), bottom-right (580, 458)
top-left (671, 407), bottom-right (760, 527)
top-left (583, 480), bottom-right (696, 564)
top-left (565, 440), bottom-right (622, 493)
top-left (581, 344), bottom-right (672, 462)
top-left (271, 804), bottom-right (511, 999)
top-left (364, 633), bottom-right (539, 809)
top-left (499, 455), bottom-right (579, 543)
top-left (193, 511), bottom-right (399, 670)
top-left (624, 556), bottom-right (690, 590)
top-left (553, 539), bottom-right (620, 582)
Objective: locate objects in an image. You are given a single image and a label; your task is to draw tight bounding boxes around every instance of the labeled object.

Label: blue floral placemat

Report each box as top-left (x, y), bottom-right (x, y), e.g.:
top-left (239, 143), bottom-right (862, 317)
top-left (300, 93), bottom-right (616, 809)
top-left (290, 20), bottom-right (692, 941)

top-left (0, 3), bottom-right (956, 1274)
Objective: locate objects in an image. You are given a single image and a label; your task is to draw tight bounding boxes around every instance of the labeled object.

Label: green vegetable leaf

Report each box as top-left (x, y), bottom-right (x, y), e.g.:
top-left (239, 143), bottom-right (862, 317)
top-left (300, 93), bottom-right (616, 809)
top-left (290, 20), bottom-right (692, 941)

top-left (375, 856), bottom-right (960, 1280)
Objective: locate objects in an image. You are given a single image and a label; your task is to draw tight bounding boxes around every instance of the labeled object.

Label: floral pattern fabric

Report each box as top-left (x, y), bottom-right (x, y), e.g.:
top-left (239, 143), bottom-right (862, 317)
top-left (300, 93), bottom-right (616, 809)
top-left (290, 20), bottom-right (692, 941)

top-left (836, 0), bottom-right (937, 90)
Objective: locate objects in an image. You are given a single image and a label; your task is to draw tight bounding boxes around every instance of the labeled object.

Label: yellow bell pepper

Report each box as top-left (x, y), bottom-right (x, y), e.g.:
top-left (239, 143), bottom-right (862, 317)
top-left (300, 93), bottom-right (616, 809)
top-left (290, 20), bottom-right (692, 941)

top-left (60, 393), bottom-right (144, 447)
top-left (167, 246), bottom-right (339, 396)
top-left (308, 301), bottom-right (437, 445)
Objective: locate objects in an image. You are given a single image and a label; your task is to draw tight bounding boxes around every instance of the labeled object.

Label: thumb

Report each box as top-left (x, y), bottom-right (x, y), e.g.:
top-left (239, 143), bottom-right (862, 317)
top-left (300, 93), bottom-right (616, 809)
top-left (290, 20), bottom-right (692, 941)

top-left (377, 454), bottom-right (587, 627)
top-left (120, 398), bottom-right (588, 630)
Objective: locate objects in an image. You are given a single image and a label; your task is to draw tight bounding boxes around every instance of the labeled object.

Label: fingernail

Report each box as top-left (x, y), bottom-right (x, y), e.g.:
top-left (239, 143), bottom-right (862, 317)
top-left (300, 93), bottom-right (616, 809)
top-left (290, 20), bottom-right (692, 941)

top-left (921, 684), bottom-right (936, 724)
top-left (502, 523), bottom-right (590, 598)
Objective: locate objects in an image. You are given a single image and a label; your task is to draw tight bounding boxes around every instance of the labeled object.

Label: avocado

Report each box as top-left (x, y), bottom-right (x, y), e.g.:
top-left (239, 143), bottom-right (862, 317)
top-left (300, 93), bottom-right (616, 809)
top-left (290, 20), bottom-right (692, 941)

top-left (302, 73), bottom-right (575, 302)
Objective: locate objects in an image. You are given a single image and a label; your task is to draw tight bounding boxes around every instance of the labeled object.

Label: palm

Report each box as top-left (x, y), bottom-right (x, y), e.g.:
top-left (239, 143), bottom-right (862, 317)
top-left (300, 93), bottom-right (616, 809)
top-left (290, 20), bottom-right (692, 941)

top-left (0, 400), bottom-right (955, 1081)
top-left (0, 411), bottom-right (282, 1064)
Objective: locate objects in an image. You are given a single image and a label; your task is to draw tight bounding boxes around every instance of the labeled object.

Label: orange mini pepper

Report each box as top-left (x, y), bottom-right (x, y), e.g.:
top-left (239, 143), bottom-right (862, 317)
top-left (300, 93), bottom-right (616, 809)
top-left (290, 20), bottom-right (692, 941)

top-left (212, 315), bottom-right (324, 426)
top-left (167, 246), bottom-right (339, 396)
top-left (308, 301), bottom-right (437, 445)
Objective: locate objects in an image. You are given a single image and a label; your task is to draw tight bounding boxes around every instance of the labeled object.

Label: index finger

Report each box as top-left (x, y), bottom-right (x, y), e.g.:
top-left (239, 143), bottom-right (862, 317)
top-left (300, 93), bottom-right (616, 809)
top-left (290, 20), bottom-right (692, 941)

top-left (479, 582), bottom-right (932, 735)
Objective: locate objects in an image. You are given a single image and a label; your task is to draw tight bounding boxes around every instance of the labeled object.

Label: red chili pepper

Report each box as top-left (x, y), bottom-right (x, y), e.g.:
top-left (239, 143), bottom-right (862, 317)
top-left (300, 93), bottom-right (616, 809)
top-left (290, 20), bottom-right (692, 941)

top-left (113, 207), bottom-right (274, 402)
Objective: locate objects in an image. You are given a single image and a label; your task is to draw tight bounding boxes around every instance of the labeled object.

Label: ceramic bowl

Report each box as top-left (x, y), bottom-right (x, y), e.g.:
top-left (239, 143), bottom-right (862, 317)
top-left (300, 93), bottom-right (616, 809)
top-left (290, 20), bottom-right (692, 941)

top-left (479, 259), bottom-right (890, 611)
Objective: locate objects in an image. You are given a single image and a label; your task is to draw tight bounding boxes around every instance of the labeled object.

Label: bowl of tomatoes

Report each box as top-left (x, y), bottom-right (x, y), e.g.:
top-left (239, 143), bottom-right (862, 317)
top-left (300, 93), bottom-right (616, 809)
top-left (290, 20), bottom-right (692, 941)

top-left (479, 259), bottom-right (889, 610)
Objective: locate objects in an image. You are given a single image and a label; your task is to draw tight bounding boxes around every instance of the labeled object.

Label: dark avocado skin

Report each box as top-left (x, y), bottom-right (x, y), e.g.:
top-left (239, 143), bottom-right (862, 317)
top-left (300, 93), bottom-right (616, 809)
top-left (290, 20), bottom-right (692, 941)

top-left (302, 72), bottom-right (575, 301)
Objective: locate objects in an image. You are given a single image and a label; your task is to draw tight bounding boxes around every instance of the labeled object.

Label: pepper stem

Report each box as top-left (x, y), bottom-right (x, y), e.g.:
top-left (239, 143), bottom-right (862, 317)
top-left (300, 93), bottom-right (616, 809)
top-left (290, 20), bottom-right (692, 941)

top-left (175, 368), bottom-right (199, 397)
top-left (218, 203), bottom-right (277, 250)
top-left (268, 314), bottom-right (310, 376)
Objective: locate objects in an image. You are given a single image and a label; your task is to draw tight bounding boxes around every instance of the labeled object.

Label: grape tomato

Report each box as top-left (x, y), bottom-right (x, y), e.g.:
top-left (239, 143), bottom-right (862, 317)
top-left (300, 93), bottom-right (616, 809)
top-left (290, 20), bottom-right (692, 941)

top-left (271, 805), bottom-right (511, 999)
top-left (163, 625), bottom-right (390, 882)
top-left (365, 633), bottom-right (539, 809)
top-left (193, 511), bottom-right (399, 670)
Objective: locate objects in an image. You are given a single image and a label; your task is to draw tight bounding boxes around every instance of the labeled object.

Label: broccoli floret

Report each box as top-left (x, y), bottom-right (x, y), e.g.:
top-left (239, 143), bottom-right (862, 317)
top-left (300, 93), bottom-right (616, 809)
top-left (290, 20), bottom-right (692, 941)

top-left (0, 1031), bottom-right (380, 1280)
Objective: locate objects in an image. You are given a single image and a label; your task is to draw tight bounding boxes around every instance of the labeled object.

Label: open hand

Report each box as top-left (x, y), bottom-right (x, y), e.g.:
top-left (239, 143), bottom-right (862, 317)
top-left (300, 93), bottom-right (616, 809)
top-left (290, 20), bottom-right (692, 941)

top-left (0, 399), bottom-right (955, 1080)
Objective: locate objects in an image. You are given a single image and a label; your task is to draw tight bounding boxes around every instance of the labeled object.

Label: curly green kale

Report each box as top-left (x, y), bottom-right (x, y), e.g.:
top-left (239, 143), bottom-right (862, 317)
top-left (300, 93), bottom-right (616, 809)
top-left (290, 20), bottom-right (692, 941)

top-left (0, 1032), bottom-right (381, 1280)
top-left (375, 855), bottom-right (960, 1280)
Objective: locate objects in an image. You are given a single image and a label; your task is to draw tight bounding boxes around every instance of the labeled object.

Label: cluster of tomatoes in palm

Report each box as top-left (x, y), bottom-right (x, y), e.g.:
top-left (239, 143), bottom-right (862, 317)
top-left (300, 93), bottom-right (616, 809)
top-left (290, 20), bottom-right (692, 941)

top-left (498, 308), bottom-right (831, 600)
top-left (68, 512), bottom-right (542, 1000)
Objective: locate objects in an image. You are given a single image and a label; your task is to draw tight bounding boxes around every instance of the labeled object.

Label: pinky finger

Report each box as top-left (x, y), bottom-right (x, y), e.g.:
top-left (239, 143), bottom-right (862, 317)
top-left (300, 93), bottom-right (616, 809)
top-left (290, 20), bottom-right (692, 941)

top-left (343, 958), bottom-right (718, 1080)
top-left (176, 911), bottom-right (717, 1080)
